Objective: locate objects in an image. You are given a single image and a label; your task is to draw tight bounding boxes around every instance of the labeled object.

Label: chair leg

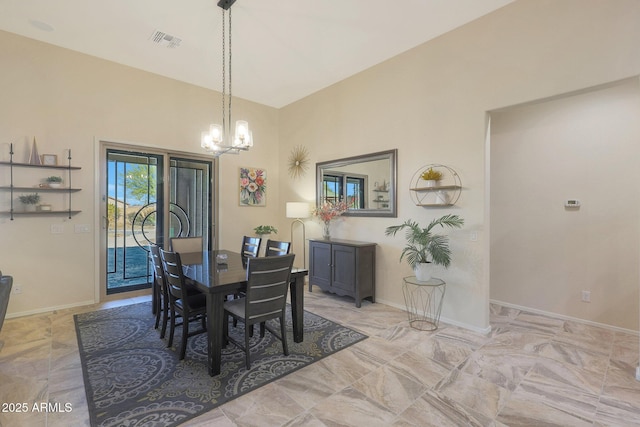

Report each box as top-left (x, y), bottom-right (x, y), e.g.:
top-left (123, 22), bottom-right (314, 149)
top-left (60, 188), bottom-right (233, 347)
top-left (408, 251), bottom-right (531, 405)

top-left (180, 315), bottom-right (189, 360)
top-left (168, 306), bottom-right (176, 348)
top-left (154, 287), bottom-right (161, 329)
top-left (160, 294), bottom-right (169, 339)
top-left (280, 316), bottom-right (288, 356)
top-left (223, 314), bottom-right (229, 346)
top-left (245, 322), bottom-right (251, 369)
top-left (260, 322), bottom-right (266, 338)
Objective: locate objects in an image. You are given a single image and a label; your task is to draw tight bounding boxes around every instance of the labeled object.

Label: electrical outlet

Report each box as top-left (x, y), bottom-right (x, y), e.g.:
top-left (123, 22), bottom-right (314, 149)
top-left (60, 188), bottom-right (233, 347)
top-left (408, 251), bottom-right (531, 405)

top-left (74, 224), bottom-right (90, 233)
top-left (470, 232), bottom-right (478, 242)
top-left (581, 290), bottom-right (591, 303)
top-left (14, 284), bottom-right (22, 294)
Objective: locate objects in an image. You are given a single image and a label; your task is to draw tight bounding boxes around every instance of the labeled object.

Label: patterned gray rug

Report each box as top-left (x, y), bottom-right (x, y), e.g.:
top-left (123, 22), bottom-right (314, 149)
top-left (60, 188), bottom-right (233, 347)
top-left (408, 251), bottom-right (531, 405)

top-left (74, 302), bottom-right (367, 427)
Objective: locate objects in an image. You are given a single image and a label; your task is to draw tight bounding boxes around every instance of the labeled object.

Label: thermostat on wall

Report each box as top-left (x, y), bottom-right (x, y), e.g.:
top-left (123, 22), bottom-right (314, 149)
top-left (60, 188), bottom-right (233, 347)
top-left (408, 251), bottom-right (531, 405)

top-left (565, 199), bottom-right (580, 208)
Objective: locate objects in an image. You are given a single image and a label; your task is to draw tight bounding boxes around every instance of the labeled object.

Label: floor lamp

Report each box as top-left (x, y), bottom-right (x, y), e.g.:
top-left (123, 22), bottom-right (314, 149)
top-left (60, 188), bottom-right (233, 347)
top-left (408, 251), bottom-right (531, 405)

top-left (286, 202), bottom-right (310, 268)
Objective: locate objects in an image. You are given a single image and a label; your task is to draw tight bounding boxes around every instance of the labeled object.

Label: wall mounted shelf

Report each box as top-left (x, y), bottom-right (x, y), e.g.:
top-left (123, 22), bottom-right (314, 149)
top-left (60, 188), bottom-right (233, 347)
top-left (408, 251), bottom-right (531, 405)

top-left (409, 164), bottom-right (462, 207)
top-left (0, 144), bottom-right (82, 219)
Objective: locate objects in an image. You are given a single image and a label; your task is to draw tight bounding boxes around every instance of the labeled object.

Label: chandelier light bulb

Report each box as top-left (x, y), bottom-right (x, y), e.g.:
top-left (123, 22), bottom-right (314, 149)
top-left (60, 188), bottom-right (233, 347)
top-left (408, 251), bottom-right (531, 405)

top-left (210, 124), bottom-right (223, 143)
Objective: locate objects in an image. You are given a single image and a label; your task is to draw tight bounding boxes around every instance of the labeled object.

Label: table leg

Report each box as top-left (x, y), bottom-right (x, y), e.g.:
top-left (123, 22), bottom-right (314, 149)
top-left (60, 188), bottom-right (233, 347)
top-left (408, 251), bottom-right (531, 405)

top-left (207, 292), bottom-right (225, 376)
top-left (290, 274), bottom-right (305, 343)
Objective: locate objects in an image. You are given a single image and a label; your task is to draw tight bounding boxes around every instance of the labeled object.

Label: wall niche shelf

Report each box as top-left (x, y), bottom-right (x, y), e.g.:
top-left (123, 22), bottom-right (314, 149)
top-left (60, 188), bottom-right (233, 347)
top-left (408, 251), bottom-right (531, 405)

top-left (0, 143), bottom-right (82, 220)
top-left (409, 164), bottom-right (461, 207)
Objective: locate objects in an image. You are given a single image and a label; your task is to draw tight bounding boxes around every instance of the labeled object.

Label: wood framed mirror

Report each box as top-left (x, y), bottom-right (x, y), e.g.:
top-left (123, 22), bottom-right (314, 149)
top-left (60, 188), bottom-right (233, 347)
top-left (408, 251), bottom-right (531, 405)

top-left (316, 149), bottom-right (397, 217)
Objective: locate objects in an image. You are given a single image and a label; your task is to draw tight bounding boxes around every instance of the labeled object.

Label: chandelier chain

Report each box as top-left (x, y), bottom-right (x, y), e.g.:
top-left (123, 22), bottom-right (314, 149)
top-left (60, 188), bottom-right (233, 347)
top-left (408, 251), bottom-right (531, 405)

top-left (221, 8), bottom-right (226, 137)
top-left (228, 8), bottom-right (232, 139)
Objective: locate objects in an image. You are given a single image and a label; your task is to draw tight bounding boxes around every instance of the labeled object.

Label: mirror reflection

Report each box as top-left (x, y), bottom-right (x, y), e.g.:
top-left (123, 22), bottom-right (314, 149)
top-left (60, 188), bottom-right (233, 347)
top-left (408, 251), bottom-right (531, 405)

top-left (316, 149), bottom-right (397, 217)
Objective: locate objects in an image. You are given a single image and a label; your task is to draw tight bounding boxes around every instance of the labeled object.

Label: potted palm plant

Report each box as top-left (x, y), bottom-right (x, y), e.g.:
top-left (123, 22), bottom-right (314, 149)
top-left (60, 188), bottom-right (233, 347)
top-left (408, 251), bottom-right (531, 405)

top-left (385, 214), bottom-right (464, 281)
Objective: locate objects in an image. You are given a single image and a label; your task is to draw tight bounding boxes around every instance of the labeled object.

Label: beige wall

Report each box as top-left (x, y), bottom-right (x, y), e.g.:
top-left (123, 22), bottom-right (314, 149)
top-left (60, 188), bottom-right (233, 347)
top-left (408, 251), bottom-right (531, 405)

top-left (491, 79), bottom-right (640, 330)
top-left (0, 30), bottom-right (281, 316)
top-left (278, 0), bottom-right (640, 331)
top-left (2, 0), bottom-right (640, 332)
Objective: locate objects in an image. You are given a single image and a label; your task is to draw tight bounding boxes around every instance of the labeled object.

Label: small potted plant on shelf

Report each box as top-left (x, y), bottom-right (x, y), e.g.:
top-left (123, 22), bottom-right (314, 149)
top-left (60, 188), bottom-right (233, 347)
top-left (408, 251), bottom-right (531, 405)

top-left (45, 176), bottom-right (63, 188)
top-left (253, 225), bottom-right (278, 237)
top-left (420, 168), bottom-right (443, 187)
top-left (18, 193), bottom-right (41, 212)
top-left (385, 214), bottom-right (464, 281)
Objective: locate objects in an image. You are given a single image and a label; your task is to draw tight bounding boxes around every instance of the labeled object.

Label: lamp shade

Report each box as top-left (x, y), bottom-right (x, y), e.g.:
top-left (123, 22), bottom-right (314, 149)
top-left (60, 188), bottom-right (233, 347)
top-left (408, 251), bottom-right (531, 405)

top-left (286, 202), bottom-right (310, 219)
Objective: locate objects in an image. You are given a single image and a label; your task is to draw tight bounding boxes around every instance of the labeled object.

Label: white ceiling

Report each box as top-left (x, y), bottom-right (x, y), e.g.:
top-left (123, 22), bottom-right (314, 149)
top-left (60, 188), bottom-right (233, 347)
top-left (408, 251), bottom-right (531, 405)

top-left (0, 0), bottom-right (514, 108)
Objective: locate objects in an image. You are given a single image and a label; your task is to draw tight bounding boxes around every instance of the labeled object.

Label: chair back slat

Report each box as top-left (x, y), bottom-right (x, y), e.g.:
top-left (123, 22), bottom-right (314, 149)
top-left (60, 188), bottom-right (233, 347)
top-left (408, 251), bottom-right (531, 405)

top-left (160, 248), bottom-right (188, 302)
top-left (241, 236), bottom-right (262, 258)
top-left (264, 239), bottom-right (291, 257)
top-left (149, 244), bottom-right (165, 290)
top-left (170, 236), bottom-right (203, 253)
top-left (244, 254), bottom-right (294, 324)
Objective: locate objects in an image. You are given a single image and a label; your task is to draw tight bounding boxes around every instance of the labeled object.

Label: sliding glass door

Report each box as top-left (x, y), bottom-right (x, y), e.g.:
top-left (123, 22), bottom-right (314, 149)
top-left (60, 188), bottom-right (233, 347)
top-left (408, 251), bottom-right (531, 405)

top-left (102, 145), bottom-right (212, 295)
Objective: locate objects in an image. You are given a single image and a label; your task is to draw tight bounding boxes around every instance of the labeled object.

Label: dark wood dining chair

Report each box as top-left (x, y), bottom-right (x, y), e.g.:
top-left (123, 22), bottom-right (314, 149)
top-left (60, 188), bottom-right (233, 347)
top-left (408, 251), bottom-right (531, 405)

top-left (160, 248), bottom-right (207, 360)
top-left (223, 254), bottom-right (295, 369)
top-left (149, 244), bottom-right (167, 335)
top-left (170, 236), bottom-right (203, 253)
top-left (264, 239), bottom-right (291, 257)
top-left (150, 244), bottom-right (201, 341)
top-left (240, 236), bottom-right (261, 259)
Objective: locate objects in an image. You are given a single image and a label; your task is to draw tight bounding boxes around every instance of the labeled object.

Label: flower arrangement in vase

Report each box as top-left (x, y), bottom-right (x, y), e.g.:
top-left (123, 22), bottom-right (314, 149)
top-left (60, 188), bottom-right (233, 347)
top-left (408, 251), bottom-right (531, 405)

top-left (313, 201), bottom-right (349, 240)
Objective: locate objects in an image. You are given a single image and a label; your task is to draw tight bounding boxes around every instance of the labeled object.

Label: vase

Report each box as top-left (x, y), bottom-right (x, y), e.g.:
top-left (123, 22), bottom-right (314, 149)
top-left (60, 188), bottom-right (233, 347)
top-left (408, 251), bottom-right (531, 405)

top-left (322, 221), bottom-right (331, 240)
top-left (414, 263), bottom-right (432, 281)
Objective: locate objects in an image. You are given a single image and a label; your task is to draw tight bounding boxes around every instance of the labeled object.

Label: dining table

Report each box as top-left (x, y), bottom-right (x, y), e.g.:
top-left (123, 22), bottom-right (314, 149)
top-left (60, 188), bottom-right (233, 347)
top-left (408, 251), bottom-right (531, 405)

top-left (180, 249), bottom-right (308, 376)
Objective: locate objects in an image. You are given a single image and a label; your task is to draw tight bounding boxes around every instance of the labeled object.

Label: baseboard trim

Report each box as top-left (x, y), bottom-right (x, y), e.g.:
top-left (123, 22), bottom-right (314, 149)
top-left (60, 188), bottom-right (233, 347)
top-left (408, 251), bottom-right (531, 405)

top-left (6, 299), bottom-right (96, 319)
top-left (491, 299), bottom-right (638, 334)
top-left (375, 297), bottom-right (492, 336)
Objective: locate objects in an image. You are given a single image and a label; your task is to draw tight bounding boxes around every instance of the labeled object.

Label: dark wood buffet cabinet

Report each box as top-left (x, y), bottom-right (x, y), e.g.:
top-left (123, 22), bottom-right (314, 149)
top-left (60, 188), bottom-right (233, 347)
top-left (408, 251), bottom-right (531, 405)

top-left (308, 238), bottom-right (376, 308)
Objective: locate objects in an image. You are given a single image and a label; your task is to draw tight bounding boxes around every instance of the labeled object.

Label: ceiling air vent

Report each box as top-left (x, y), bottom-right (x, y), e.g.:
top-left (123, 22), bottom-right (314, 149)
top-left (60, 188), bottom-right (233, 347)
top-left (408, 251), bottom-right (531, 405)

top-left (149, 30), bottom-right (182, 48)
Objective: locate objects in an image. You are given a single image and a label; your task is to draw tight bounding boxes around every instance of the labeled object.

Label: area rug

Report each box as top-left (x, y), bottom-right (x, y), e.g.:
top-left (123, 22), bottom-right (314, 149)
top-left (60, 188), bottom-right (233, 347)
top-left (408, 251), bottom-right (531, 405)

top-left (74, 302), bottom-right (367, 427)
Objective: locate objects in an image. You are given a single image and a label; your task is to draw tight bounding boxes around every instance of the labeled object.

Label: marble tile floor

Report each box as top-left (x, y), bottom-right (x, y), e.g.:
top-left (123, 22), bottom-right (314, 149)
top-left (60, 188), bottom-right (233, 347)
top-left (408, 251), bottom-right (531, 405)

top-left (1, 289), bottom-right (639, 427)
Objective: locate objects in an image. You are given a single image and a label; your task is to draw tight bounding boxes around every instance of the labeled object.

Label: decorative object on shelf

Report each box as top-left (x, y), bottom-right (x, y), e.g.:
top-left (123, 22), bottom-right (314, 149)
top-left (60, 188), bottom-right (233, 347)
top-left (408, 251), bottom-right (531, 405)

top-left (239, 167), bottom-right (266, 207)
top-left (41, 154), bottom-right (58, 166)
top-left (45, 176), bottom-right (63, 188)
top-left (37, 204), bottom-right (52, 212)
top-left (410, 164), bottom-right (462, 207)
top-left (200, 0), bottom-right (253, 157)
top-left (29, 138), bottom-right (41, 165)
top-left (288, 145), bottom-right (310, 179)
top-left (313, 201), bottom-right (348, 240)
top-left (385, 214), bottom-right (464, 281)
top-left (18, 193), bottom-right (40, 212)
top-left (286, 202), bottom-right (310, 268)
top-left (253, 225), bottom-right (277, 236)
top-left (420, 167), bottom-right (443, 187)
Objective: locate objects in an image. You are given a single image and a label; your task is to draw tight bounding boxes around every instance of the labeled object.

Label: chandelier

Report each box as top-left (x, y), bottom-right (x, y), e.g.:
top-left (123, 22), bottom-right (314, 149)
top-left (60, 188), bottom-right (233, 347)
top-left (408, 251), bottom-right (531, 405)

top-left (201, 0), bottom-right (253, 157)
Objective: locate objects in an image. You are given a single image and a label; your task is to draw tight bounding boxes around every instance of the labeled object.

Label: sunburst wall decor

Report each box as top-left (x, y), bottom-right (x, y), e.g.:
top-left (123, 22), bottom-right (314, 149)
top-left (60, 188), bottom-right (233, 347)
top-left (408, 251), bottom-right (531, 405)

top-left (288, 145), bottom-right (310, 179)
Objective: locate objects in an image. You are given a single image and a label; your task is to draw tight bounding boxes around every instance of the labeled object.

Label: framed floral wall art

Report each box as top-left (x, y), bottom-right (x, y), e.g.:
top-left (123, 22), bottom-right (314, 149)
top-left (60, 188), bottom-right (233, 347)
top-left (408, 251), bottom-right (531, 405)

top-left (239, 167), bottom-right (266, 207)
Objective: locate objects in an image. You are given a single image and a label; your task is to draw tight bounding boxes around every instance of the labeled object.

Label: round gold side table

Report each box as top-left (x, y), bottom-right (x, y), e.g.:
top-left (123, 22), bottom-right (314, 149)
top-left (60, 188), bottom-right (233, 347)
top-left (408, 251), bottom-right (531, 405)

top-left (402, 276), bottom-right (446, 331)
